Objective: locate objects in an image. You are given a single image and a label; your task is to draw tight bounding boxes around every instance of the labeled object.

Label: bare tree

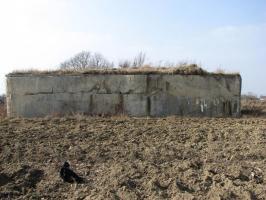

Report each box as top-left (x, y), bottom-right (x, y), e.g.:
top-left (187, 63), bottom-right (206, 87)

top-left (60, 51), bottom-right (112, 70)
top-left (91, 53), bottom-right (112, 68)
top-left (132, 52), bottom-right (146, 67)
top-left (60, 50), bottom-right (146, 70)
top-left (118, 52), bottom-right (146, 68)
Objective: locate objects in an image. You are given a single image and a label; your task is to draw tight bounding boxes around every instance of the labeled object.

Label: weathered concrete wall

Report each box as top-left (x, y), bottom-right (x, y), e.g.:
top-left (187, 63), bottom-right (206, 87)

top-left (6, 74), bottom-right (241, 117)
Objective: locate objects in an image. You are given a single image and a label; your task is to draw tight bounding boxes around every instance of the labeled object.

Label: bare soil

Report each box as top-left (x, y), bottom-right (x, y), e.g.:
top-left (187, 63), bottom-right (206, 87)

top-left (0, 116), bottom-right (265, 200)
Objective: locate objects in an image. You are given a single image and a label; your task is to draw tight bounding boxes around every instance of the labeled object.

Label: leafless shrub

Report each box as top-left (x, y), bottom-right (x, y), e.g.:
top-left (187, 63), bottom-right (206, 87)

top-left (118, 52), bottom-right (146, 68)
top-left (60, 51), bottom-right (113, 70)
top-left (132, 52), bottom-right (146, 68)
top-left (119, 60), bottom-right (132, 68)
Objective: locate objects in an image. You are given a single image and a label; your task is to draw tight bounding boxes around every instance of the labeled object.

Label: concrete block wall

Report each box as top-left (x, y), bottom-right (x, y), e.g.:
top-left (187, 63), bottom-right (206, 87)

top-left (6, 74), bottom-right (241, 117)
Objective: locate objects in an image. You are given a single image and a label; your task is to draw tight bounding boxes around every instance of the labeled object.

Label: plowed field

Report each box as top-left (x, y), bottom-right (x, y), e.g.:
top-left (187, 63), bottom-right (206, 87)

top-left (0, 117), bottom-right (265, 199)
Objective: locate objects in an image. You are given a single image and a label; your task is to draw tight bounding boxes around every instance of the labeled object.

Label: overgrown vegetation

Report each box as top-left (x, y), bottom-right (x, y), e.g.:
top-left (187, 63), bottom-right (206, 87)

top-left (0, 94), bottom-right (6, 118)
top-left (241, 94), bottom-right (266, 116)
top-left (10, 64), bottom-right (209, 75)
top-left (9, 50), bottom-right (241, 76)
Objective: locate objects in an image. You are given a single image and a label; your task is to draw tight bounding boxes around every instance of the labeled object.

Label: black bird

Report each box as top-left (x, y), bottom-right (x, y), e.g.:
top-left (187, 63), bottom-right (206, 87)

top-left (60, 161), bottom-right (84, 183)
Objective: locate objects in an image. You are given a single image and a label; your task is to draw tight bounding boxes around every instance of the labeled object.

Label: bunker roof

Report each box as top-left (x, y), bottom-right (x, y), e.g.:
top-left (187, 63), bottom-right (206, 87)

top-left (7, 64), bottom-right (240, 77)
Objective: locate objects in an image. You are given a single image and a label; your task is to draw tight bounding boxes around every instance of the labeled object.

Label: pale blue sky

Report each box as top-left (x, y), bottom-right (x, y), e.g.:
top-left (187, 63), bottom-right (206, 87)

top-left (0, 0), bottom-right (265, 95)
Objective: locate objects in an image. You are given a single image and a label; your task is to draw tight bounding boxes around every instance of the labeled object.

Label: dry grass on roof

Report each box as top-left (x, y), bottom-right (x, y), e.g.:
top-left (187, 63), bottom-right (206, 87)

top-left (8, 64), bottom-right (239, 76)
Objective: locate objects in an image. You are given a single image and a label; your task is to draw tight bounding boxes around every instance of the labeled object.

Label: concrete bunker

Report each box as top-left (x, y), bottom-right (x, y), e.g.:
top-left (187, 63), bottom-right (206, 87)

top-left (6, 69), bottom-right (241, 117)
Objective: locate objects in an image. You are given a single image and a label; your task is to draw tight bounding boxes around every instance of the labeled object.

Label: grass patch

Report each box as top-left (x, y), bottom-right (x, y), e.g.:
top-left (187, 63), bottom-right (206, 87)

top-left (8, 64), bottom-right (240, 76)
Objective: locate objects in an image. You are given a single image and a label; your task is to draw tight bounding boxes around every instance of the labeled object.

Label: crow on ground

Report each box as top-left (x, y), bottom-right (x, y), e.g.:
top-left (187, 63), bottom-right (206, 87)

top-left (60, 161), bottom-right (84, 183)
